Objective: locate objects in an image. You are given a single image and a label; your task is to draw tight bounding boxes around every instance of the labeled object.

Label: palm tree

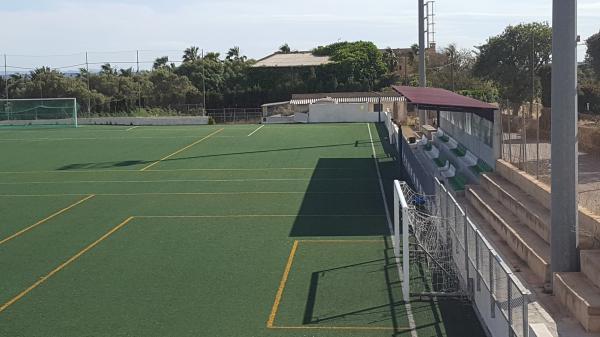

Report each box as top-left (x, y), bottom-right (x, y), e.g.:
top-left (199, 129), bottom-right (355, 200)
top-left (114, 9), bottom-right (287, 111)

top-left (78, 68), bottom-right (89, 78)
top-left (153, 57), bottom-right (169, 70)
top-left (226, 46), bottom-right (240, 61)
top-left (30, 67), bottom-right (52, 80)
top-left (204, 52), bottom-right (220, 61)
top-left (100, 63), bottom-right (115, 75)
top-left (183, 46), bottom-right (200, 63)
top-left (445, 44), bottom-right (458, 91)
top-left (119, 68), bottom-right (133, 77)
top-left (279, 43), bottom-right (291, 54)
top-left (383, 47), bottom-right (400, 73)
top-left (409, 43), bottom-right (420, 63)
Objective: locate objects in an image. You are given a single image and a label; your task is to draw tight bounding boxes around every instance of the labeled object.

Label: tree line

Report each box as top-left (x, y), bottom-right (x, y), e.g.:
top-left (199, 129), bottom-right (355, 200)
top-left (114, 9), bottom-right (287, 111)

top-left (1, 28), bottom-right (599, 116)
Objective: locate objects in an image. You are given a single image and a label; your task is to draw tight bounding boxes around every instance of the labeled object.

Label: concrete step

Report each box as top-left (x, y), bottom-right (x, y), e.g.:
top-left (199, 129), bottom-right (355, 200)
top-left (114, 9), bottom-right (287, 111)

top-left (466, 185), bottom-right (551, 283)
top-left (480, 173), bottom-right (551, 244)
top-left (581, 250), bottom-right (600, 290)
top-left (554, 272), bottom-right (600, 332)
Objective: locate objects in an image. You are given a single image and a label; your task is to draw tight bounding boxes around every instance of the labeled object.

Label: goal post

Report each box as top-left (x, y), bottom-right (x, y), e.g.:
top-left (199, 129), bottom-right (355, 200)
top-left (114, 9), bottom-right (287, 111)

top-left (393, 179), bottom-right (463, 300)
top-left (0, 98), bottom-right (78, 128)
top-left (393, 180), bottom-right (410, 302)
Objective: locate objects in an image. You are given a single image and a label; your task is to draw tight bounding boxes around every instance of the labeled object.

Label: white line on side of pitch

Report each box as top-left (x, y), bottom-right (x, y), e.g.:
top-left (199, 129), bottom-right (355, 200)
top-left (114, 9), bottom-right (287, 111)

top-left (247, 124), bottom-right (265, 137)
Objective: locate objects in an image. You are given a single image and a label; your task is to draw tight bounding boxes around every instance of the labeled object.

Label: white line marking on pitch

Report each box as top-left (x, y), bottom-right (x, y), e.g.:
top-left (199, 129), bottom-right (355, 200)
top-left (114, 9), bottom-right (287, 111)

top-left (247, 125), bottom-right (265, 137)
top-left (0, 178), bottom-right (377, 185)
top-left (125, 126), bottom-right (140, 131)
top-left (367, 123), bottom-right (418, 337)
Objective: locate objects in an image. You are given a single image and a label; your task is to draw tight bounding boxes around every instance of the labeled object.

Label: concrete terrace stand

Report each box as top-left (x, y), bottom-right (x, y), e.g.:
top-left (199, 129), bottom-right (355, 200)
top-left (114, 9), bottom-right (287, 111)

top-left (465, 160), bottom-right (600, 336)
top-left (386, 87), bottom-right (600, 335)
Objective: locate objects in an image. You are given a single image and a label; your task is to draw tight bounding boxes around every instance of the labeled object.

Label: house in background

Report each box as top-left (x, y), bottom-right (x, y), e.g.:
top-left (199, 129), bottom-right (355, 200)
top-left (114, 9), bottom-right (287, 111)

top-left (261, 91), bottom-right (405, 124)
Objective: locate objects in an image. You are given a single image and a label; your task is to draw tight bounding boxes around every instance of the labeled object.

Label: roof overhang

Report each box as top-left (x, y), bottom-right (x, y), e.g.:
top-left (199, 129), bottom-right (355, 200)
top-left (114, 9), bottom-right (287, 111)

top-left (392, 85), bottom-right (497, 112)
top-left (291, 96), bottom-right (404, 105)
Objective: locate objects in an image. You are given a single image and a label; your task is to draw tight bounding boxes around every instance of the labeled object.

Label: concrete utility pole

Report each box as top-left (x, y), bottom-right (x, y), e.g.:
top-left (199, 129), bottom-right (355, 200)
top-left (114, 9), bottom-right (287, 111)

top-left (418, 0), bottom-right (426, 87)
top-left (202, 49), bottom-right (207, 114)
top-left (86, 52), bottom-right (91, 115)
top-left (551, 0), bottom-right (579, 276)
top-left (418, 0), bottom-right (427, 128)
top-left (4, 54), bottom-right (8, 100)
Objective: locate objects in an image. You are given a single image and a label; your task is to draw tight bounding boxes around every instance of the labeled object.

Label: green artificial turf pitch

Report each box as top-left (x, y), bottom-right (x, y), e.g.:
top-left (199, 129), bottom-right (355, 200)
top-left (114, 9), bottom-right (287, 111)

top-left (0, 123), bottom-right (485, 337)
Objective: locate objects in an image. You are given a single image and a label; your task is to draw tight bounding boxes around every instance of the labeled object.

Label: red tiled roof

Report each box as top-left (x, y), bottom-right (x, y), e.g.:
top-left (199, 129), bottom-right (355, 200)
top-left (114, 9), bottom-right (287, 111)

top-left (392, 86), bottom-right (497, 110)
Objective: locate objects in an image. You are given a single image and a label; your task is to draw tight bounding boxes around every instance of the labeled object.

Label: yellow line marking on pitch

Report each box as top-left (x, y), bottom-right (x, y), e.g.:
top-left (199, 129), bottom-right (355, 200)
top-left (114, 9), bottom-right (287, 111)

top-left (0, 194), bottom-right (95, 246)
top-left (0, 216), bottom-right (134, 314)
top-left (298, 239), bottom-right (384, 243)
top-left (267, 239), bottom-right (402, 331)
top-left (247, 124), bottom-right (264, 137)
top-left (125, 126), bottom-right (140, 131)
top-left (139, 128), bottom-right (224, 171)
top-left (267, 240), bottom-right (299, 328)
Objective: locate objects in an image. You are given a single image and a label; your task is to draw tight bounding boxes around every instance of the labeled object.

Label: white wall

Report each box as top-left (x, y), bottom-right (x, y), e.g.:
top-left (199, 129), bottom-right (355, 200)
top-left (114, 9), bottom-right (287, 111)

top-left (308, 103), bottom-right (383, 123)
top-left (79, 116), bottom-right (209, 126)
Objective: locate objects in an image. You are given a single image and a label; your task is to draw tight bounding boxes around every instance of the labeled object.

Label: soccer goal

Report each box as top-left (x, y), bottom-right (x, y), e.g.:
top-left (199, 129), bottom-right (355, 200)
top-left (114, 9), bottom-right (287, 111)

top-left (0, 98), bottom-right (78, 128)
top-left (394, 179), bottom-right (532, 337)
top-left (393, 179), bottom-right (463, 301)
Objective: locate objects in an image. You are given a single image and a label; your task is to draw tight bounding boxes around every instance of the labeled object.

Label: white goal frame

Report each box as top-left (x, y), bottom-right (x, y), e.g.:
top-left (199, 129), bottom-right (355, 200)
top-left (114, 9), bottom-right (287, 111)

top-left (0, 98), bottom-right (78, 127)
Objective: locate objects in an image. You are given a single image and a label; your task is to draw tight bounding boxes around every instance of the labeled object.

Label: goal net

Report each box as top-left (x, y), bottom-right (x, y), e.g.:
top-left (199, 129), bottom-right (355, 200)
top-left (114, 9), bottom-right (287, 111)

top-left (0, 98), bottom-right (78, 128)
top-left (394, 180), bottom-right (463, 301)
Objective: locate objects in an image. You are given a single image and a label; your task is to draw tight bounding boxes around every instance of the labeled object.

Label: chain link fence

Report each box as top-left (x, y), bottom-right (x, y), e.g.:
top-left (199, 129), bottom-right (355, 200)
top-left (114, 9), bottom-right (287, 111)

top-left (500, 101), bottom-right (600, 215)
top-left (500, 102), bottom-right (549, 181)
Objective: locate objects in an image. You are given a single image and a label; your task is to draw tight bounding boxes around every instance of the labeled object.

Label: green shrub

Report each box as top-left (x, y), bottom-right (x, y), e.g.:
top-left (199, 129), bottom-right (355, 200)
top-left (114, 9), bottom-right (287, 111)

top-left (457, 89), bottom-right (499, 103)
top-left (579, 82), bottom-right (600, 114)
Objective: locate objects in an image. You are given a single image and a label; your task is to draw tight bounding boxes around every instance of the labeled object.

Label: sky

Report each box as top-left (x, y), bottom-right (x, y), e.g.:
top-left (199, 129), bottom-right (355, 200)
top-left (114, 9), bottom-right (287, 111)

top-left (1, 0), bottom-right (599, 71)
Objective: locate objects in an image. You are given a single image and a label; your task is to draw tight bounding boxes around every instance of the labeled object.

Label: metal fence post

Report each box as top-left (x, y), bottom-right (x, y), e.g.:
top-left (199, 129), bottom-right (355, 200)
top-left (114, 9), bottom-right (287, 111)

top-left (523, 292), bottom-right (529, 337)
top-left (464, 215), bottom-right (470, 290)
top-left (508, 104), bottom-right (513, 165)
top-left (507, 279), bottom-right (513, 337)
top-left (523, 103), bottom-right (528, 173)
top-left (536, 104), bottom-right (540, 179)
top-left (489, 252), bottom-right (495, 318)
top-left (476, 236), bottom-right (481, 292)
top-left (394, 187), bottom-right (400, 257)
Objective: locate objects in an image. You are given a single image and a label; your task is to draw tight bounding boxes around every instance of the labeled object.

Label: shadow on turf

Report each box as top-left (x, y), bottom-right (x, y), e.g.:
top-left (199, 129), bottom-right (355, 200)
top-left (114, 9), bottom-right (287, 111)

top-left (298, 239), bottom-right (486, 336)
top-left (288, 124), bottom-right (403, 237)
top-left (294, 124), bottom-right (486, 336)
top-left (288, 157), bottom-right (391, 237)
top-left (299, 239), bottom-right (405, 334)
top-left (55, 140), bottom-right (381, 170)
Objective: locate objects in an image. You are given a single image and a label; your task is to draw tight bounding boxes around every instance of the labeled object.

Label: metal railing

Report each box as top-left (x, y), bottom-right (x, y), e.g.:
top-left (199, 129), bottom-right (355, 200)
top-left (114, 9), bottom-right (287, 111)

top-left (387, 112), bottom-right (531, 337)
top-left (384, 112), bottom-right (436, 195)
top-left (434, 179), bottom-right (530, 337)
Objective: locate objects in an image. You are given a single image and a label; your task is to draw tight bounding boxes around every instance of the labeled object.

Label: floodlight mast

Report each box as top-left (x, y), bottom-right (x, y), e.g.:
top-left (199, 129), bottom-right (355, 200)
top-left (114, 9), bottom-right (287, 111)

top-left (418, 0), bottom-right (426, 87)
top-left (551, 0), bottom-right (579, 277)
